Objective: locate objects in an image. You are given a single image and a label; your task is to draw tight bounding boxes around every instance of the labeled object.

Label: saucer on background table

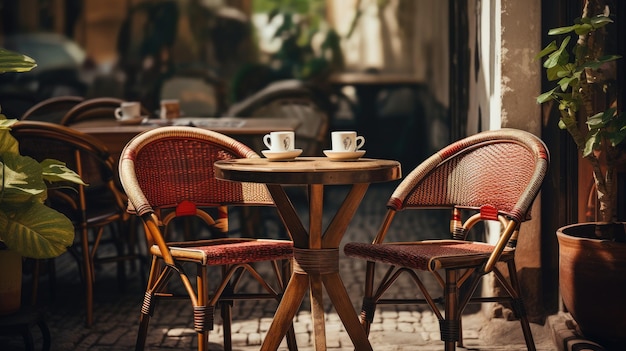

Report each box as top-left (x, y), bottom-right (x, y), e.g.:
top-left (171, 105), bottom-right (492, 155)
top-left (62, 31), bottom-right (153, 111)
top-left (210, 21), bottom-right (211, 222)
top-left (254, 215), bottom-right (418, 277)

top-left (261, 149), bottom-right (303, 161)
top-left (118, 116), bottom-right (148, 125)
top-left (323, 150), bottom-right (366, 161)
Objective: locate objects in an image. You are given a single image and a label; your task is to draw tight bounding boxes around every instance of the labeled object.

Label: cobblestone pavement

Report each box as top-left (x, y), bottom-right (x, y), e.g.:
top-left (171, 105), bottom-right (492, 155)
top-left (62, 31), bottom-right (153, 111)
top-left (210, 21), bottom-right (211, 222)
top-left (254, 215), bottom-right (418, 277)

top-left (2, 184), bottom-right (558, 350)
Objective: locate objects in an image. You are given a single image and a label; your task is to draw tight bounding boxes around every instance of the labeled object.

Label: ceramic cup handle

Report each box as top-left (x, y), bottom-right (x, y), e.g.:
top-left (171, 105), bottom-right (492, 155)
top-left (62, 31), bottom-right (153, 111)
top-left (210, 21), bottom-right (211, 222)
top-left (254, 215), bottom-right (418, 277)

top-left (355, 136), bottom-right (365, 150)
top-left (114, 107), bottom-right (124, 120)
top-left (263, 134), bottom-right (272, 149)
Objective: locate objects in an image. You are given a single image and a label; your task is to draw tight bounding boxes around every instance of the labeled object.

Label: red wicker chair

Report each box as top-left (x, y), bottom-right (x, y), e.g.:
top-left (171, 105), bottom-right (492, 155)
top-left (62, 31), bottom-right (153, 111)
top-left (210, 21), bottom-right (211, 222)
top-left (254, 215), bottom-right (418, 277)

top-left (343, 128), bottom-right (549, 351)
top-left (118, 126), bottom-right (297, 351)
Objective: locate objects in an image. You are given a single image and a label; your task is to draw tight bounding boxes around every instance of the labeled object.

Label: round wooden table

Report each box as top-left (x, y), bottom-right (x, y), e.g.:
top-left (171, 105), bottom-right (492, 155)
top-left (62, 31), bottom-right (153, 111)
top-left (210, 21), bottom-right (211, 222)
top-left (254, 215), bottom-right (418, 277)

top-left (214, 157), bottom-right (401, 351)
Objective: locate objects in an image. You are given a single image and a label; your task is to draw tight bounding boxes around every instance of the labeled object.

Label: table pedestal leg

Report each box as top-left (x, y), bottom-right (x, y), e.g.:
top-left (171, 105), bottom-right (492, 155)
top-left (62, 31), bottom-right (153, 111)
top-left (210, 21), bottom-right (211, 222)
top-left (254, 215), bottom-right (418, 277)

top-left (322, 273), bottom-right (372, 350)
top-left (261, 183), bottom-right (374, 350)
top-left (260, 272), bottom-right (309, 351)
top-left (261, 248), bottom-right (373, 351)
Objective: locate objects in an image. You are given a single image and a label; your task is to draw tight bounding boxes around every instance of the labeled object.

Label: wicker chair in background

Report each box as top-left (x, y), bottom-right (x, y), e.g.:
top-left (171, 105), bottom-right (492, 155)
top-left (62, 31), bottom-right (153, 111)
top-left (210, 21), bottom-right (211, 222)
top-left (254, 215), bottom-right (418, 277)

top-left (20, 95), bottom-right (85, 123)
top-left (158, 65), bottom-right (226, 117)
top-left (118, 126), bottom-right (297, 351)
top-left (224, 79), bottom-right (330, 156)
top-left (344, 128), bottom-right (549, 351)
top-left (11, 121), bottom-right (140, 327)
top-left (60, 97), bottom-right (151, 126)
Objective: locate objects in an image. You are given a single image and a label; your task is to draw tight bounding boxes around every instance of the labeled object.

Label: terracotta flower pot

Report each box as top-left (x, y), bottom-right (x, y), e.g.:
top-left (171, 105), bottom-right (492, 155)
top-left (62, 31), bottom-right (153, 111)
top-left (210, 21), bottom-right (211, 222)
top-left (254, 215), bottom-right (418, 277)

top-left (0, 249), bottom-right (22, 315)
top-left (557, 222), bottom-right (626, 350)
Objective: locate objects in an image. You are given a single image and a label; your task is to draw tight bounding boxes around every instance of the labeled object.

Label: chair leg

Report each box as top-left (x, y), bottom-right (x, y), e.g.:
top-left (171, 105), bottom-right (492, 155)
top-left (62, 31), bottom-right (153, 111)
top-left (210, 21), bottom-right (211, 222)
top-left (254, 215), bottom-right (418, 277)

top-left (135, 258), bottom-right (161, 351)
top-left (135, 309), bottom-right (151, 351)
top-left (506, 260), bottom-right (536, 351)
top-left (441, 269), bottom-right (460, 351)
top-left (80, 227), bottom-right (94, 327)
top-left (195, 265), bottom-right (211, 351)
top-left (359, 261), bottom-right (377, 335)
top-left (285, 323), bottom-right (299, 351)
top-left (221, 301), bottom-right (233, 351)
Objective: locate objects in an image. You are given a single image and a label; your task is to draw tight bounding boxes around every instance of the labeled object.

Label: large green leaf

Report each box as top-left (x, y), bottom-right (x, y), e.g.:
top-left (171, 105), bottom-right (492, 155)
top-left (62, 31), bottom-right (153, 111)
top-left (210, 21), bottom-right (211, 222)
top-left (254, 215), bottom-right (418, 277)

top-left (0, 153), bottom-right (46, 205)
top-left (40, 159), bottom-right (86, 185)
top-left (0, 127), bottom-right (19, 155)
top-left (0, 202), bottom-right (74, 258)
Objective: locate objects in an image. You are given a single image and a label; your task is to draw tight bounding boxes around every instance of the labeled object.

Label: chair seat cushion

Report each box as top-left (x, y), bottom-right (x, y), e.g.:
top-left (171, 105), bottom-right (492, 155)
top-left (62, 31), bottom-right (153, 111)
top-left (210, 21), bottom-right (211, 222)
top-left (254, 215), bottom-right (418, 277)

top-left (344, 240), bottom-right (513, 271)
top-left (151, 239), bottom-right (293, 265)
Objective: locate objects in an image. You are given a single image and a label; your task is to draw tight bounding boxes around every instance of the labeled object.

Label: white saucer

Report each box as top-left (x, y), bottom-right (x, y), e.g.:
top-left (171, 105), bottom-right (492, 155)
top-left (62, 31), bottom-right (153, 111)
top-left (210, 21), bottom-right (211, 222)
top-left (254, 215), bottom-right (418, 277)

top-left (323, 150), bottom-right (366, 161)
top-left (261, 149), bottom-right (303, 161)
top-left (118, 116), bottom-right (148, 125)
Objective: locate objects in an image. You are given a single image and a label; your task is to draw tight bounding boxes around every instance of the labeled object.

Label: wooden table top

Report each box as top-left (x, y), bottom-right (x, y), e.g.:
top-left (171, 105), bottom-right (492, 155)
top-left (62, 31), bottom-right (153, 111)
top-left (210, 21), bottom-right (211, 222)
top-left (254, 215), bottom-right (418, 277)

top-left (214, 157), bottom-right (402, 185)
top-left (72, 117), bottom-right (301, 158)
top-left (72, 117), bottom-right (301, 135)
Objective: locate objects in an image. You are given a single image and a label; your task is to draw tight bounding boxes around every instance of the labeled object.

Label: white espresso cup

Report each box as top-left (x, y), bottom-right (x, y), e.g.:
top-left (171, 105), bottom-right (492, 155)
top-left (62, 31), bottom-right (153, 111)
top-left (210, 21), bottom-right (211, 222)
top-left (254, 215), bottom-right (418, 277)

top-left (160, 99), bottom-right (181, 119)
top-left (115, 101), bottom-right (141, 120)
top-left (331, 131), bottom-right (365, 152)
top-left (263, 131), bottom-right (295, 152)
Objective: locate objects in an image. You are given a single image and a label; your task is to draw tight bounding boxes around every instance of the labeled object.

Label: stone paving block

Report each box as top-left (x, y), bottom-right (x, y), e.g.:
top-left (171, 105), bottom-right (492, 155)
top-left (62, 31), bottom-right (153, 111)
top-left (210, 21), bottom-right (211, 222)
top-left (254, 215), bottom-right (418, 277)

top-left (224, 332), bottom-right (244, 347)
top-left (397, 322), bottom-right (415, 332)
top-left (247, 332), bottom-right (262, 345)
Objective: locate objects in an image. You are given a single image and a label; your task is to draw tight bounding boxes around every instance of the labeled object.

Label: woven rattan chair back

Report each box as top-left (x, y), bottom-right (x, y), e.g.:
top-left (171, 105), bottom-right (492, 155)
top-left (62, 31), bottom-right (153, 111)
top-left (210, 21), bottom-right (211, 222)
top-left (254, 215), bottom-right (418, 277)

top-left (118, 126), bottom-right (296, 351)
top-left (344, 128), bottom-right (549, 351)
top-left (389, 128), bottom-right (548, 223)
top-left (11, 121), bottom-right (136, 327)
top-left (122, 127), bottom-right (273, 215)
top-left (158, 66), bottom-right (226, 117)
top-left (60, 97), bottom-right (150, 126)
top-left (20, 95), bottom-right (85, 123)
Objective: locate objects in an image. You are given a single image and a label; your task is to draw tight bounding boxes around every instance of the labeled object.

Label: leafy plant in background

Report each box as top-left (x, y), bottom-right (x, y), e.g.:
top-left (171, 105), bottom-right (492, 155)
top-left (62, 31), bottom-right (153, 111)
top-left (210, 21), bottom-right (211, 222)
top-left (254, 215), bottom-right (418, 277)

top-left (0, 48), bottom-right (84, 258)
top-left (536, 12), bottom-right (625, 236)
top-left (255, 0), bottom-right (344, 81)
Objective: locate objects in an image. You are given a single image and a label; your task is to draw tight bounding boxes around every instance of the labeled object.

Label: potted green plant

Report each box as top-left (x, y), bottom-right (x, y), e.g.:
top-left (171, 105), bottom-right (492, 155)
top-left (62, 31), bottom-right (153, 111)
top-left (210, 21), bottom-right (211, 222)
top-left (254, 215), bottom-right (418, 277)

top-left (0, 48), bottom-right (84, 315)
top-left (536, 2), bottom-right (625, 348)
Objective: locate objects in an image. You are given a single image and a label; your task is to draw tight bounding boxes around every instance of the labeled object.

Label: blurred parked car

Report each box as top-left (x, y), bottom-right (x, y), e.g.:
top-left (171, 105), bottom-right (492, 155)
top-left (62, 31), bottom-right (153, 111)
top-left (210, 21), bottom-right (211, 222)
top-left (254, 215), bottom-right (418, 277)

top-left (0, 32), bottom-right (89, 118)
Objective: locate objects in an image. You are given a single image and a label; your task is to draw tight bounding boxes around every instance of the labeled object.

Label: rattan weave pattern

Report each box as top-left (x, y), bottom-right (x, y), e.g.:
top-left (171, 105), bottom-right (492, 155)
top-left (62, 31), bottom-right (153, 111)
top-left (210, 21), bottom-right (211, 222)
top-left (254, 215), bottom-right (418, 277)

top-left (344, 240), bottom-right (500, 271)
top-left (151, 239), bottom-right (293, 265)
top-left (387, 129), bottom-right (549, 223)
top-left (120, 126), bottom-right (273, 216)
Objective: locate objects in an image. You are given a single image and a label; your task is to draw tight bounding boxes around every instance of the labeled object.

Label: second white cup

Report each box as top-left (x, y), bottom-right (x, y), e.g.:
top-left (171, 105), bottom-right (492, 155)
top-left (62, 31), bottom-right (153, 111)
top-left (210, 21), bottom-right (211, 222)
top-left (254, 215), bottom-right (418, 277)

top-left (115, 101), bottom-right (141, 121)
top-left (263, 131), bottom-right (295, 152)
top-left (331, 131), bottom-right (365, 152)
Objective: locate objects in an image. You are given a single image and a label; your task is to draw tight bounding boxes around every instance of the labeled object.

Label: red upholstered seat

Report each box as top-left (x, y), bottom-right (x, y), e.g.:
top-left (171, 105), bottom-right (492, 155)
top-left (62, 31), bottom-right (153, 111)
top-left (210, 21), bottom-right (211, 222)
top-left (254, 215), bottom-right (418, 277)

top-left (345, 240), bottom-right (515, 271)
top-left (151, 239), bottom-right (293, 265)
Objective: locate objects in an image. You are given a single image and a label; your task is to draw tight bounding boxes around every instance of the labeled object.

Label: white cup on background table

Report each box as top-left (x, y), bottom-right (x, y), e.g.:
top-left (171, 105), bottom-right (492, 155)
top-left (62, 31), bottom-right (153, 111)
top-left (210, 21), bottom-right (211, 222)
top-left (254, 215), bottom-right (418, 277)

top-left (115, 101), bottom-right (141, 121)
